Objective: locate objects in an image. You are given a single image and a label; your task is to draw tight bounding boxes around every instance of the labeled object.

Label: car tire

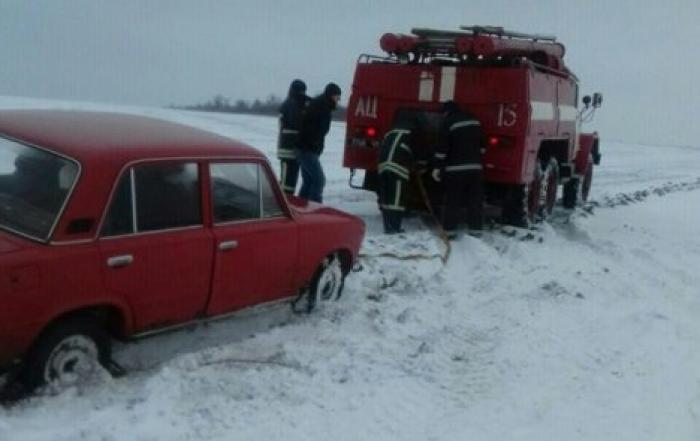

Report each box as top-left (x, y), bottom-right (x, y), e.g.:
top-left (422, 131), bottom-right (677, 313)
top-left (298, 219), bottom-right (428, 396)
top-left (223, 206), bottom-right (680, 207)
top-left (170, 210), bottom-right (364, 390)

top-left (21, 317), bottom-right (111, 392)
top-left (295, 253), bottom-right (346, 314)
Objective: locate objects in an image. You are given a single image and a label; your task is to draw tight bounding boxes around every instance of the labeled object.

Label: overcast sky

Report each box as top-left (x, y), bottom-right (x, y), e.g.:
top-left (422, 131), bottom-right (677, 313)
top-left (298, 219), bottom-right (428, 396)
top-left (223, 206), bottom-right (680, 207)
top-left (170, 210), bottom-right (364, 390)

top-left (1, 0), bottom-right (699, 146)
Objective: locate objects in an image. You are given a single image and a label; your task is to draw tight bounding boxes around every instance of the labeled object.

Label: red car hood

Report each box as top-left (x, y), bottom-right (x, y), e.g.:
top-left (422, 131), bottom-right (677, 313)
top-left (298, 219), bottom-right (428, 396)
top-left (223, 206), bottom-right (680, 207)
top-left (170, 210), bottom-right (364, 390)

top-left (286, 196), bottom-right (358, 220)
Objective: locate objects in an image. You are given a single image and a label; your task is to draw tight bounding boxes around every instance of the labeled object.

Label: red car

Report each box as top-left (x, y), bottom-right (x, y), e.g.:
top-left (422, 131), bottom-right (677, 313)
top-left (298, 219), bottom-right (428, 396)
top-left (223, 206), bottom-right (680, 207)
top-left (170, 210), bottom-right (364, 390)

top-left (0, 110), bottom-right (364, 391)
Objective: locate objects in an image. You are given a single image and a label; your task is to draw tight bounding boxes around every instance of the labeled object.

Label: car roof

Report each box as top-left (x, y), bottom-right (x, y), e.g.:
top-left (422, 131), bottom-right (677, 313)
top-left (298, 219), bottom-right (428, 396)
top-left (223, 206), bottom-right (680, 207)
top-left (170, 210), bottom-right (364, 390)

top-left (0, 109), bottom-right (265, 163)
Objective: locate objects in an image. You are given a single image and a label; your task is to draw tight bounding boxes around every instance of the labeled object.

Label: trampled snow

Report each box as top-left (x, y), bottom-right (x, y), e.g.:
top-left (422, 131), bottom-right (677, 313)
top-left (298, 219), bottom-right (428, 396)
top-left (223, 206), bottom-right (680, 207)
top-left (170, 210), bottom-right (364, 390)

top-left (1, 96), bottom-right (699, 441)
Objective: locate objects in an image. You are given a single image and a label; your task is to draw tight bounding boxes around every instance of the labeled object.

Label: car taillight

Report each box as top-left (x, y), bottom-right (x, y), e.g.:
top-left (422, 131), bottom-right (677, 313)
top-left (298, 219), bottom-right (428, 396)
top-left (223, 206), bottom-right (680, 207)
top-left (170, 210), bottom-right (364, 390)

top-left (365, 127), bottom-right (377, 138)
top-left (488, 136), bottom-right (500, 147)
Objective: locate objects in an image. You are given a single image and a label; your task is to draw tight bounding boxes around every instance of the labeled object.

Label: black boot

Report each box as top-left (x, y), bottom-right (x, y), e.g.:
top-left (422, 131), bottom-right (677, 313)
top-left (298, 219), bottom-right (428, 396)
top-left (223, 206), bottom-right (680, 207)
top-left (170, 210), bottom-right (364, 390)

top-left (384, 210), bottom-right (404, 234)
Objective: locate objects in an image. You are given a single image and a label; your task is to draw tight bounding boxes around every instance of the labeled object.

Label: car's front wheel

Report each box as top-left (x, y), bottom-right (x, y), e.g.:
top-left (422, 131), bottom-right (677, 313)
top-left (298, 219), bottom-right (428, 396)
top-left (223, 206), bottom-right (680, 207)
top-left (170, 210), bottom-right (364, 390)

top-left (21, 318), bottom-right (111, 392)
top-left (293, 253), bottom-right (346, 313)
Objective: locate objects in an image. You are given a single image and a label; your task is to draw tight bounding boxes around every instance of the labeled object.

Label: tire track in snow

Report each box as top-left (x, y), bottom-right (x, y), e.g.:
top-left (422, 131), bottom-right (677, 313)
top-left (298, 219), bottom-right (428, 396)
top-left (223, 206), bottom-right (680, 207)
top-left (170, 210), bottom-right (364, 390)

top-left (581, 177), bottom-right (700, 212)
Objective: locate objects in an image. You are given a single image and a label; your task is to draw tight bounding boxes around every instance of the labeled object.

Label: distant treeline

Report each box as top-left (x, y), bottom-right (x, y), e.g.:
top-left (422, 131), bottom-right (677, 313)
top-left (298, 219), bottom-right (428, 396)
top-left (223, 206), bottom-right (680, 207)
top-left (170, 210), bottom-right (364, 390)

top-left (174, 94), bottom-right (347, 121)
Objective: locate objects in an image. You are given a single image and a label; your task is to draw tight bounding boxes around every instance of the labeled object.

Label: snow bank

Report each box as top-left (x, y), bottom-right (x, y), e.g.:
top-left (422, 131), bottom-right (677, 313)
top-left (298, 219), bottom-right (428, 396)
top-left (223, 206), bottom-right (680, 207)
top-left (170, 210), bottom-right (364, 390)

top-left (1, 97), bottom-right (699, 441)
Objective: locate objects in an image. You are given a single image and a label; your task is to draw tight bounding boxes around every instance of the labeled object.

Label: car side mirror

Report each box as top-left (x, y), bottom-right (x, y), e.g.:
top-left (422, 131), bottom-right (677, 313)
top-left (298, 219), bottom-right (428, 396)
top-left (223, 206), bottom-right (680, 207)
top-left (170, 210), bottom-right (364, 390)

top-left (593, 93), bottom-right (603, 108)
top-left (582, 95), bottom-right (592, 109)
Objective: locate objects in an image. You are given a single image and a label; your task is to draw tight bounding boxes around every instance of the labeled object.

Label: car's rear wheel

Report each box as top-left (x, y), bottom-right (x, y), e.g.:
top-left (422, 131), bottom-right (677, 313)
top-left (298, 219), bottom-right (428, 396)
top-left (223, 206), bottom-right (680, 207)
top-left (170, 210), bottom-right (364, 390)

top-left (21, 318), bottom-right (111, 392)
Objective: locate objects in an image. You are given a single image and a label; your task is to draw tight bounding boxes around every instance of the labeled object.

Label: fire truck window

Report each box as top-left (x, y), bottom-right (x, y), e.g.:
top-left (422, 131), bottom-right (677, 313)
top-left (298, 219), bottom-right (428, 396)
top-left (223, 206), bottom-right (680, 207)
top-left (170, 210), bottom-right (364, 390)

top-left (210, 163), bottom-right (261, 223)
top-left (260, 168), bottom-right (284, 218)
top-left (134, 162), bottom-right (201, 232)
top-left (101, 171), bottom-right (134, 236)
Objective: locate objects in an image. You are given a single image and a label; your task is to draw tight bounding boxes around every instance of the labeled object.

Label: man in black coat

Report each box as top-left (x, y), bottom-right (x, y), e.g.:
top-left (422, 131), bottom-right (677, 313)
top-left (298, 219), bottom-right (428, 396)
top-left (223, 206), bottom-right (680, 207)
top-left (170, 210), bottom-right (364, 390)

top-left (277, 79), bottom-right (309, 196)
top-left (297, 82), bottom-right (341, 203)
top-left (432, 101), bottom-right (484, 235)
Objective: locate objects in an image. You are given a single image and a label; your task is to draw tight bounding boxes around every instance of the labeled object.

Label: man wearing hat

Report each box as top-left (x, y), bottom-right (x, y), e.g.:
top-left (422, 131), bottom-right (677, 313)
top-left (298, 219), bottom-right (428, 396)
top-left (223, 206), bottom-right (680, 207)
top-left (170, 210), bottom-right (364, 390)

top-left (298, 82), bottom-right (342, 203)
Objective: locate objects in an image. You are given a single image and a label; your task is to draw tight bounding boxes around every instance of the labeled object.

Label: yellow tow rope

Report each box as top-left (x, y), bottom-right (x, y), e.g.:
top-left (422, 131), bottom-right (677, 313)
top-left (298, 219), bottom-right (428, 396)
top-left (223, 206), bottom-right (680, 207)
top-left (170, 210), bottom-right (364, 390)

top-left (415, 170), bottom-right (451, 264)
top-left (359, 170), bottom-right (451, 264)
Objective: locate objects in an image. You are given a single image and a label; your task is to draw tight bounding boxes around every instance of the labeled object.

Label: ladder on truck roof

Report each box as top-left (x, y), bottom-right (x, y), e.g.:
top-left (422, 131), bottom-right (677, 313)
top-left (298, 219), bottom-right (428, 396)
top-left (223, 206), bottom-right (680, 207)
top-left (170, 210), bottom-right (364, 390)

top-left (408, 26), bottom-right (558, 50)
top-left (408, 28), bottom-right (474, 54)
top-left (394, 26), bottom-right (563, 67)
top-left (459, 26), bottom-right (557, 42)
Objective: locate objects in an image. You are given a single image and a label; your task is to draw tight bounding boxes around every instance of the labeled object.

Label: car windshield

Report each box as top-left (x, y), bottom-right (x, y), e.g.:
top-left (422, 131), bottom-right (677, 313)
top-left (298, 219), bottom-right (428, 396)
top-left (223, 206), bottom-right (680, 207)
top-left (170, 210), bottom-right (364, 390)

top-left (0, 137), bottom-right (79, 241)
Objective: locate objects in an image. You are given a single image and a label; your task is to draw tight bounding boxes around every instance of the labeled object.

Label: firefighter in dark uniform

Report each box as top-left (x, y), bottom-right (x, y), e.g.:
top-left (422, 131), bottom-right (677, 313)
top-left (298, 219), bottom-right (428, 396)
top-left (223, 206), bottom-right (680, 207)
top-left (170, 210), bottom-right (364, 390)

top-left (378, 113), bottom-right (417, 234)
top-left (277, 79), bottom-right (309, 196)
top-left (432, 101), bottom-right (484, 235)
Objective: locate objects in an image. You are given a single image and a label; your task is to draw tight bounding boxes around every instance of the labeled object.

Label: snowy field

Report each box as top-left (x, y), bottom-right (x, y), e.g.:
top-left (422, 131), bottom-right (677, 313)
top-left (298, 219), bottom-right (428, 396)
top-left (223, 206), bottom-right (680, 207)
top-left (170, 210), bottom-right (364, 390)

top-left (1, 97), bottom-right (700, 441)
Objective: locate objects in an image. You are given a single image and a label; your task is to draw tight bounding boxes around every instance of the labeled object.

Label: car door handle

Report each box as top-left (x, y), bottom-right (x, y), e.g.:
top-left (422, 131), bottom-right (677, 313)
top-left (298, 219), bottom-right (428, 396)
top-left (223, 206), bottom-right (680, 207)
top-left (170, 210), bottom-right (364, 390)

top-left (107, 254), bottom-right (134, 268)
top-left (219, 240), bottom-right (238, 251)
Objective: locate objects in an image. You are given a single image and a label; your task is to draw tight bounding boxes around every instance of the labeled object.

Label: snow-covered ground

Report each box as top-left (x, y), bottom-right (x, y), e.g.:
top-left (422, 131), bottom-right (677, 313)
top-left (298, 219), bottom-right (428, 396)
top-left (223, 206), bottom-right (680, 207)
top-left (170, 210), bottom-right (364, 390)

top-left (1, 97), bottom-right (700, 441)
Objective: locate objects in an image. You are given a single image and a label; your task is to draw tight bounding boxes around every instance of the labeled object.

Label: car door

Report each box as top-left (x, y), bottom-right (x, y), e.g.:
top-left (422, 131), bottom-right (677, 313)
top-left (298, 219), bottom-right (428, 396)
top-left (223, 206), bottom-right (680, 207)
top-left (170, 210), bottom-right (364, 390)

top-left (206, 161), bottom-right (298, 316)
top-left (98, 161), bottom-right (214, 331)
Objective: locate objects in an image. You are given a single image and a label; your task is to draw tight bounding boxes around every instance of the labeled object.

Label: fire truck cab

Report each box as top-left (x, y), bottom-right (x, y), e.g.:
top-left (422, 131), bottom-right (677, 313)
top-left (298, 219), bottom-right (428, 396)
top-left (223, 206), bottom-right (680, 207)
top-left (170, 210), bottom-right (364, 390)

top-left (343, 26), bottom-right (602, 226)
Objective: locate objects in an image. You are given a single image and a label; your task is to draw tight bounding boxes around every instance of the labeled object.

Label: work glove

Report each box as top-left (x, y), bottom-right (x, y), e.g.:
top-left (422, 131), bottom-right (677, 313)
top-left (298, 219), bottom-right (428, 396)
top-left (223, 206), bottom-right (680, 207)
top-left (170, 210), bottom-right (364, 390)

top-left (431, 168), bottom-right (442, 182)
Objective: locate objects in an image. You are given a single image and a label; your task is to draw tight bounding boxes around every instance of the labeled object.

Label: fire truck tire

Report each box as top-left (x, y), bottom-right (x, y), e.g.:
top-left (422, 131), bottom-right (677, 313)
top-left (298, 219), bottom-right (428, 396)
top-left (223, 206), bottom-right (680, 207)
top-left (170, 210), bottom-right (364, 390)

top-left (525, 161), bottom-right (544, 224)
top-left (580, 155), bottom-right (594, 202)
top-left (502, 162), bottom-right (542, 228)
top-left (540, 158), bottom-right (559, 219)
top-left (562, 154), bottom-right (593, 209)
top-left (562, 178), bottom-right (579, 209)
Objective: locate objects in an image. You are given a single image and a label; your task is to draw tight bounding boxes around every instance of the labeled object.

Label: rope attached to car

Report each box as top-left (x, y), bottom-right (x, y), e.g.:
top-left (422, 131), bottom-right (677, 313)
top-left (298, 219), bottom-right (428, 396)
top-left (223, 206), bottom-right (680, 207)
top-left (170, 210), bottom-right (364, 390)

top-left (355, 171), bottom-right (450, 264)
top-left (415, 170), bottom-right (451, 263)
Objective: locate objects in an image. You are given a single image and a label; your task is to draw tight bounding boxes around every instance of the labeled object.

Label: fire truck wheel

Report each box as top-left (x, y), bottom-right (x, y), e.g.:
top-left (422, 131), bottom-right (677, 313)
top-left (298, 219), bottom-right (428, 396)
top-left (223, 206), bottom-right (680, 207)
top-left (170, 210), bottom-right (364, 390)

top-left (540, 158), bottom-right (559, 219)
top-left (526, 161), bottom-right (544, 224)
top-left (21, 317), bottom-right (111, 392)
top-left (562, 154), bottom-right (593, 209)
top-left (562, 178), bottom-right (579, 209)
top-left (501, 175), bottom-right (539, 228)
top-left (580, 155), bottom-right (594, 202)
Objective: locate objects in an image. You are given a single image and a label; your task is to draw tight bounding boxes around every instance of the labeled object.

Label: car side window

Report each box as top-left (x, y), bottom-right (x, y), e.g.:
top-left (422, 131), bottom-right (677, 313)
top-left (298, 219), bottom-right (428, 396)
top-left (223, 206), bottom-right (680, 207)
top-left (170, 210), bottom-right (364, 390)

top-left (260, 170), bottom-right (284, 218)
top-left (210, 163), bottom-right (284, 223)
top-left (134, 162), bottom-right (201, 232)
top-left (101, 162), bottom-right (202, 237)
top-left (101, 171), bottom-right (134, 236)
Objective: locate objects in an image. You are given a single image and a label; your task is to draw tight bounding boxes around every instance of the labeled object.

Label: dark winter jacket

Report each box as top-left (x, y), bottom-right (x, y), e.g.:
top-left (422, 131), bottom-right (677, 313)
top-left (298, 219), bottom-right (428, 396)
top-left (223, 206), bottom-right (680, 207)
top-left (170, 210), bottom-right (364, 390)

top-left (277, 85), bottom-right (309, 160)
top-left (434, 109), bottom-right (483, 173)
top-left (299, 94), bottom-right (336, 155)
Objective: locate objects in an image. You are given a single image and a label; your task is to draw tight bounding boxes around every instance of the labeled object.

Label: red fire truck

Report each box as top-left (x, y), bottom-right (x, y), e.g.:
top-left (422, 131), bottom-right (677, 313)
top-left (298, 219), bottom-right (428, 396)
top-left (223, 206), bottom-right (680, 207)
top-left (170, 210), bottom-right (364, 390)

top-left (343, 26), bottom-right (602, 226)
